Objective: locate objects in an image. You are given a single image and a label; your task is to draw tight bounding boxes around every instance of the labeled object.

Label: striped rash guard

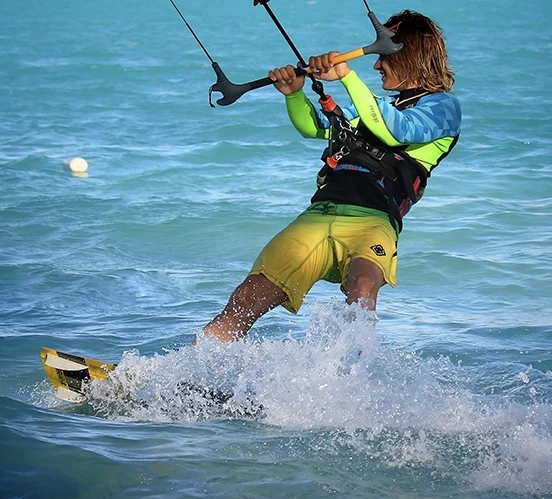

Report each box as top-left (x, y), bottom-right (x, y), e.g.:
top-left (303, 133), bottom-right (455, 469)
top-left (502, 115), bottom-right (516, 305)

top-left (284, 70), bottom-right (462, 225)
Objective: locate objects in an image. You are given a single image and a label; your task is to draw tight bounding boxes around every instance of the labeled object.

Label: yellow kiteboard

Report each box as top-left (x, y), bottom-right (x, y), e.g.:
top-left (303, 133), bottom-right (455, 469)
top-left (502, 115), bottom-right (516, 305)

top-left (40, 347), bottom-right (117, 403)
top-left (41, 346), bottom-right (263, 418)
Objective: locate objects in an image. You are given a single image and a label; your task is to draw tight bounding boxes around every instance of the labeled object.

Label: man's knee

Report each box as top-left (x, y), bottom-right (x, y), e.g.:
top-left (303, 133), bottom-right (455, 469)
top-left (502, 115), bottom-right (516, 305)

top-left (228, 274), bottom-right (286, 316)
top-left (349, 273), bottom-right (380, 294)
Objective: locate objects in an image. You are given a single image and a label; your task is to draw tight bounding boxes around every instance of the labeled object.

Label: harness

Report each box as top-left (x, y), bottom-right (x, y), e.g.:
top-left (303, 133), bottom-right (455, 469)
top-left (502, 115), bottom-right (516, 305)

top-left (316, 93), bottom-right (428, 233)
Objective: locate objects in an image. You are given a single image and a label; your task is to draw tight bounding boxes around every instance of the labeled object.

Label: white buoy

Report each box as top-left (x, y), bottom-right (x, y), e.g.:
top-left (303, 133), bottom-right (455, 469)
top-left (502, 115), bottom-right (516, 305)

top-left (68, 157), bottom-right (89, 173)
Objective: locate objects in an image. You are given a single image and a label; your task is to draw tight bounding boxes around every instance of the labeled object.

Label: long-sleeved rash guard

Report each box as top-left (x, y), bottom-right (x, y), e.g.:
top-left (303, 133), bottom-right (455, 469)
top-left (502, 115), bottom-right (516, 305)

top-left (284, 70), bottom-right (462, 219)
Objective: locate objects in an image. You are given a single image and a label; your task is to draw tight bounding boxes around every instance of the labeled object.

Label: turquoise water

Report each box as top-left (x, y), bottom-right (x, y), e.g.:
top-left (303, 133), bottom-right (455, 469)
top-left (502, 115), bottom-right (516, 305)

top-left (1, 0), bottom-right (551, 497)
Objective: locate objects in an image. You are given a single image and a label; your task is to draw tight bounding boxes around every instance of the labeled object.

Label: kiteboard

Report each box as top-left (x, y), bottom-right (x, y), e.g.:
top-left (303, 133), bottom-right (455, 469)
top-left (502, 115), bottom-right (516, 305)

top-left (40, 346), bottom-right (263, 418)
top-left (40, 346), bottom-right (117, 403)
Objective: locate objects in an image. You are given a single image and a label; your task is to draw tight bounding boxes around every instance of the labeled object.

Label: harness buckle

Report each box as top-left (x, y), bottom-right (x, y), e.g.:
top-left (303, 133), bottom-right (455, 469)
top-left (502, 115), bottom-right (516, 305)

top-left (367, 146), bottom-right (386, 161)
top-left (331, 146), bottom-right (349, 164)
top-left (337, 130), bottom-right (349, 142)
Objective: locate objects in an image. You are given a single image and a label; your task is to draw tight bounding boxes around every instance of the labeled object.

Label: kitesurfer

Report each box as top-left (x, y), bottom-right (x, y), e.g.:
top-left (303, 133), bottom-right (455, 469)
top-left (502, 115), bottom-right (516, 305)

top-left (200, 10), bottom-right (462, 342)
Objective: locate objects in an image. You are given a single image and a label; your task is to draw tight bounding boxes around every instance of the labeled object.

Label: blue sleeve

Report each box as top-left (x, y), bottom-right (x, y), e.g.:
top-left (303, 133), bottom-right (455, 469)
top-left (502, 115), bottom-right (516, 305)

top-left (378, 93), bottom-right (462, 143)
top-left (315, 93), bottom-right (461, 144)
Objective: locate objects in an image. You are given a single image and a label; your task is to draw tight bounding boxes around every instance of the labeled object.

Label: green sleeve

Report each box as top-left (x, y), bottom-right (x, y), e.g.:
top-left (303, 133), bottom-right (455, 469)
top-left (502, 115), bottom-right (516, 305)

top-left (284, 89), bottom-right (328, 140)
top-left (340, 70), bottom-right (401, 146)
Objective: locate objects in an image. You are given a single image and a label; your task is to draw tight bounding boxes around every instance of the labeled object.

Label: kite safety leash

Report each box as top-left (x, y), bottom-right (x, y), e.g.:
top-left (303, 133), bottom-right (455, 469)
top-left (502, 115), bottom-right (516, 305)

top-left (168, 0), bottom-right (402, 107)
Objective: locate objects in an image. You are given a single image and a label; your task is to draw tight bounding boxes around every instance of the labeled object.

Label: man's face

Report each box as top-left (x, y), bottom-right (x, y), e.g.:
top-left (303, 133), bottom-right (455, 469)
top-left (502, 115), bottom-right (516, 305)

top-left (373, 55), bottom-right (405, 91)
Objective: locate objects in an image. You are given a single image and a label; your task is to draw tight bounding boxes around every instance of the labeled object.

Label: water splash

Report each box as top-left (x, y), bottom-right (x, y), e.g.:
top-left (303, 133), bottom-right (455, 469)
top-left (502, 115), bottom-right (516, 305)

top-left (40, 301), bottom-right (552, 495)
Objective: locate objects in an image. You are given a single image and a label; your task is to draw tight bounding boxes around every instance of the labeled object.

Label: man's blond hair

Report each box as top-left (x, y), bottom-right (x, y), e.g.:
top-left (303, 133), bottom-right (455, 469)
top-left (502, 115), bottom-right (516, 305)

top-left (385, 10), bottom-right (455, 93)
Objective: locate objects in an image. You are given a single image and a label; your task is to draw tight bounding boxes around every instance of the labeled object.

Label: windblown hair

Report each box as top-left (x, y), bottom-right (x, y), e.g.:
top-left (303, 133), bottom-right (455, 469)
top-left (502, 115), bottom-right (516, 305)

top-left (384, 10), bottom-right (455, 93)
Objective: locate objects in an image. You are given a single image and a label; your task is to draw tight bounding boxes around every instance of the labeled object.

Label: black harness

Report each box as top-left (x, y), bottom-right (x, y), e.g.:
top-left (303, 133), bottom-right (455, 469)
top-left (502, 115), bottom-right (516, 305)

top-left (316, 91), bottom-right (429, 233)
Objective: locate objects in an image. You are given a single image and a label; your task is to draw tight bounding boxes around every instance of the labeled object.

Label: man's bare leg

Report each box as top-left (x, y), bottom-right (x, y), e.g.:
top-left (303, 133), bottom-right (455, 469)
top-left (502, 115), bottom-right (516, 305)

top-left (201, 274), bottom-right (288, 342)
top-left (345, 257), bottom-right (385, 310)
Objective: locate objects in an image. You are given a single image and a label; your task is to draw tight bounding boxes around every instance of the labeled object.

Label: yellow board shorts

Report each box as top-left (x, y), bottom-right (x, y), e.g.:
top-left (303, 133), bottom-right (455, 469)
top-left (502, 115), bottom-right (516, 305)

top-left (250, 201), bottom-right (399, 314)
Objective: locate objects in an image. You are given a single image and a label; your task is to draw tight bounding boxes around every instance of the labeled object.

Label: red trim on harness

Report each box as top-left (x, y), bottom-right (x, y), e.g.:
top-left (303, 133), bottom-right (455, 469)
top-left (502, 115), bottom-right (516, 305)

top-left (326, 155), bottom-right (338, 169)
top-left (318, 95), bottom-right (338, 114)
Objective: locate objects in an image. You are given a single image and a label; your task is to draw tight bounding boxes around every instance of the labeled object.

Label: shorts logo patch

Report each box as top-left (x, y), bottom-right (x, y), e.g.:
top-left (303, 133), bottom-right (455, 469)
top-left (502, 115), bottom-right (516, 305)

top-left (370, 244), bottom-right (386, 257)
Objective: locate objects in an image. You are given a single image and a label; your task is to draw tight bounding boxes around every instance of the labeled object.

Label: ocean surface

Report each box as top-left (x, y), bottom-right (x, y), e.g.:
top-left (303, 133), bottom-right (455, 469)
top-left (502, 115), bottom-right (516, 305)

top-left (1, 0), bottom-right (551, 497)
